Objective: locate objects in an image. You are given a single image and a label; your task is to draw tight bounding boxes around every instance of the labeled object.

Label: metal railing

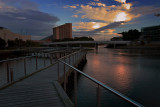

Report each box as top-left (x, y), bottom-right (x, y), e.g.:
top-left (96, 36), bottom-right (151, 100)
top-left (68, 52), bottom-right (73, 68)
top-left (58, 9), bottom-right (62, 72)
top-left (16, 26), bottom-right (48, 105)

top-left (0, 53), bottom-right (54, 86)
top-left (58, 51), bottom-right (144, 107)
top-left (0, 48), bottom-right (84, 87)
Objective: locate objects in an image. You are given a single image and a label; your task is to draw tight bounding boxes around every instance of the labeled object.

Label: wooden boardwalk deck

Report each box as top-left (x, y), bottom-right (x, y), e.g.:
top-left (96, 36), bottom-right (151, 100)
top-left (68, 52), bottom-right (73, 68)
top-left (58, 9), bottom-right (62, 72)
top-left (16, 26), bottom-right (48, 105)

top-left (0, 53), bottom-right (82, 107)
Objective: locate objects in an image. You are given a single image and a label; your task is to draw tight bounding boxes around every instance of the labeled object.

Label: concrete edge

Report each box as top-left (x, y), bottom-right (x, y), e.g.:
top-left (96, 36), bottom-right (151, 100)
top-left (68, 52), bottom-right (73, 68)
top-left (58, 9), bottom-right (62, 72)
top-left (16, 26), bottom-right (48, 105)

top-left (53, 81), bottom-right (74, 107)
top-left (0, 62), bottom-right (57, 90)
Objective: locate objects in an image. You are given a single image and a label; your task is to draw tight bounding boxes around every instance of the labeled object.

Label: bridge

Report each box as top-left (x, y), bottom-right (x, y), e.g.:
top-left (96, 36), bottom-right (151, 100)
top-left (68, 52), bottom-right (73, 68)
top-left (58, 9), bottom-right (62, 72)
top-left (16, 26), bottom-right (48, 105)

top-left (43, 41), bottom-right (131, 45)
top-left (0, 48), bottom-right (144, 107)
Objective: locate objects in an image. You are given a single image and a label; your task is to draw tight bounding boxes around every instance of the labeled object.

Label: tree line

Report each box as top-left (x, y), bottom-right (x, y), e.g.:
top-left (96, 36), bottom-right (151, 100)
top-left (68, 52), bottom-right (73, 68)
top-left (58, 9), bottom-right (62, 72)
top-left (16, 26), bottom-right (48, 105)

top-left (0, 38), bottom-right (40, 49)
top-left (53, 36), bottom-right (94, 42)
top-left (111, 29), bottom-right (141, 41)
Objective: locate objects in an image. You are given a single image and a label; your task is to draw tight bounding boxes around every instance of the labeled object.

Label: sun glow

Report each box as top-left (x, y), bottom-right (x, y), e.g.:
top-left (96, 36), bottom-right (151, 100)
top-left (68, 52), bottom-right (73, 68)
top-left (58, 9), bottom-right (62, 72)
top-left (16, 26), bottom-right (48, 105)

top-left (114, 12), bottom-right (127, 22)
top-left (93, 23), bottom-right (100, 29)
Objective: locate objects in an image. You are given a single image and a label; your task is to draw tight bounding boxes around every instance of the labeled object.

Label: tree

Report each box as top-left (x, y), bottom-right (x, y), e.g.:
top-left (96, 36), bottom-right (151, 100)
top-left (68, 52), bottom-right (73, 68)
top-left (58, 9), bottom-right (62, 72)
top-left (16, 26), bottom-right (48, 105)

top-left (0, 38), bottom-right (6, 49)
top-left (74, 37), bottom-right (94, 41)
top-left (7, 39), bottom-right (15, 48)
top-left (121, 29), bottom-right (141, 41)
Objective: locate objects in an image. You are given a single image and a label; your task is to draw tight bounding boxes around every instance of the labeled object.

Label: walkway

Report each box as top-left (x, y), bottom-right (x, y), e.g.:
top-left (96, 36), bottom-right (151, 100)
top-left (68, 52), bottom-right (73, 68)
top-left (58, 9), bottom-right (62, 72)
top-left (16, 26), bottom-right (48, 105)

top-left (0, 51), bottom-right (84, 107)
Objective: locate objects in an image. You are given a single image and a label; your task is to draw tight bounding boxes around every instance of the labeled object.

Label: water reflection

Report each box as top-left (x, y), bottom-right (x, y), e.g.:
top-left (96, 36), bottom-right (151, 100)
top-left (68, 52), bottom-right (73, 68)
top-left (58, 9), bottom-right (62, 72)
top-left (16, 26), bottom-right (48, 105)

top-left (75, 46), bottom-right (160, 107)
top-left (91, 55), bottom-right (100, 67)
top-left (114, 64), bottom-right (131, 91)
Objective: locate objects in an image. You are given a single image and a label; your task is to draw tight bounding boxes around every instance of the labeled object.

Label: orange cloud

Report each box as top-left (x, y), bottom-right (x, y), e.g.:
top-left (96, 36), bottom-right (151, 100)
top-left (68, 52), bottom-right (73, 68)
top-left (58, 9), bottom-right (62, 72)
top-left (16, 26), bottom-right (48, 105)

top-left (122, 3), bottom-right (132, 10)
top-left (64, 4), bottom-right (79, 8)
top-left (72, 15), bottom-right (78, 18)
top-left (73, 22), bottom-right (107, 31)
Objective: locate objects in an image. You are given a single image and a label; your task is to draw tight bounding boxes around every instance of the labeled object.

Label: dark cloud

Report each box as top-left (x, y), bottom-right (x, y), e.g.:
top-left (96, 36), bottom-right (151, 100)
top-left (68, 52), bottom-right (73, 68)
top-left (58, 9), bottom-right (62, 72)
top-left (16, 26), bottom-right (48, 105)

top-left (130, 5), bottom-right (160, 16)
top-left (0, 0), bottom-right (39, 10)
top-left (89, 21), bottom-right (125, 33)
top-left (0, 0), bottom-right (60, 36)
top-left (73, 21), bottom-right (124, 37)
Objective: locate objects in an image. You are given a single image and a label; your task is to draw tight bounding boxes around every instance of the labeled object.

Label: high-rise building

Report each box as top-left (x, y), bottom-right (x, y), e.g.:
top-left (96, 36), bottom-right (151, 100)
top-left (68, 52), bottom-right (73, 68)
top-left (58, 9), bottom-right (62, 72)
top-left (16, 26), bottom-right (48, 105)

top-left (53, 23), bottom-right (72, 40)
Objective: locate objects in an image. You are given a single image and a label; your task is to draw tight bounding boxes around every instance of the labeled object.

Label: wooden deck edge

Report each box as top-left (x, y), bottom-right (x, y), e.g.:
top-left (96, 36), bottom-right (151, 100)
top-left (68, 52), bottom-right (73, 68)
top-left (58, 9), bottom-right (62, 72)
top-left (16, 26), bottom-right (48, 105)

top-left (0, 62), bottom-right (57, 90)
top-left (53, 81), bottom-right (74, 107)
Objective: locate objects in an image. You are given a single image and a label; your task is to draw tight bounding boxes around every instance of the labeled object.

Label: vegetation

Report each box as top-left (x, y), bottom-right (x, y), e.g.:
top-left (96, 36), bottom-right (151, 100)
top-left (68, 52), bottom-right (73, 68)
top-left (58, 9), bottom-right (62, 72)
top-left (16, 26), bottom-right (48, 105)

top-left (0, 38), bottom-right (40, 50)
top-left (74, 37), bottom-right (94, 41)
top-left (52, 36), bottom-right (95, 47)
top-left (121, 29), bottom-right (141, 41)
top-left (0, 38), bottom-right (6, 49)
top-left (52, 36), bottom-right (94, 42)
top-left (110, 37), bottom-right (123, 41)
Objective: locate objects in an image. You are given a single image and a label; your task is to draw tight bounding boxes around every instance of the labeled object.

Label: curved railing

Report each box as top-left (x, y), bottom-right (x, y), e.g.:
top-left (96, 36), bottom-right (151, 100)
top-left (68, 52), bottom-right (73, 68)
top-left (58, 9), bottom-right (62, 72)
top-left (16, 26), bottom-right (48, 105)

top-left (58, 50), bottom-right (144, 107)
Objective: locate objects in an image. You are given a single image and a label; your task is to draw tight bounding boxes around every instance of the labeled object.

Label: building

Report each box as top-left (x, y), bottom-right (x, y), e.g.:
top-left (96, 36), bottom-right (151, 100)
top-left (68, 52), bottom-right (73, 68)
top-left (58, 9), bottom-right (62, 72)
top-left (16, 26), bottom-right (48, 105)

top-left (141, 25), bottom-right (160, 41)
top-left (53, 23), bottom-right (72, 40)
top-left (0, 27), bottom-right (31, 41)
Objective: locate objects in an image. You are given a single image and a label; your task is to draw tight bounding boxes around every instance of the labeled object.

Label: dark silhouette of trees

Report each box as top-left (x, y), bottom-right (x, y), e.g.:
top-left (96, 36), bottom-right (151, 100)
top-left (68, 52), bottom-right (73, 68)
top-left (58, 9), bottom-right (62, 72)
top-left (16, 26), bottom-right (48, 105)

top-left (7, 39), bottom-right (40, 49)
top-left (52, 36), bottom-right (94, 42)
top-left (7, 40), bottom-right (15, 48)
top-left (74, 36), bottom-right (94, 41)
top-left (121, 29), bottom-right (141, 41)
top-left (110, 37), bottom-right (123, 41)
top-left (0, 38), bottom-right (6, 49)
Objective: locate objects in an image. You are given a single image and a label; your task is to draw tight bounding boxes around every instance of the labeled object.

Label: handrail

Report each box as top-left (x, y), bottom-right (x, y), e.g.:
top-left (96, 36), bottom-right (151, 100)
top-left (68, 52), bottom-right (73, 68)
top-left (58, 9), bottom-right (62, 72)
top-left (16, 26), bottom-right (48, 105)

top-left (58, 59), bottom-right (144, 107)
top-left (0, 55), bottom-right (37, 63)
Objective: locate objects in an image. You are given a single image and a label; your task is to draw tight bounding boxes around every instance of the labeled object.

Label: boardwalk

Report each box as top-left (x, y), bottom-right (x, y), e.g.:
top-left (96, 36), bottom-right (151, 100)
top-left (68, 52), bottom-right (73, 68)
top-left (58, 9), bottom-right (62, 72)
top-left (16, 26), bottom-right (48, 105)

top-left (0, 51), bottom-right (85, 107)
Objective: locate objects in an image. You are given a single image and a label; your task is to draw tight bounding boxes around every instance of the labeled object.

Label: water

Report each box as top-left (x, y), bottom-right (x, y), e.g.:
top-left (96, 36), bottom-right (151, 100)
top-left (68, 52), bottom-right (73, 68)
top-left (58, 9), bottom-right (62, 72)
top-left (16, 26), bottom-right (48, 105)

top-left (75, 46), bottom-right (160, 107)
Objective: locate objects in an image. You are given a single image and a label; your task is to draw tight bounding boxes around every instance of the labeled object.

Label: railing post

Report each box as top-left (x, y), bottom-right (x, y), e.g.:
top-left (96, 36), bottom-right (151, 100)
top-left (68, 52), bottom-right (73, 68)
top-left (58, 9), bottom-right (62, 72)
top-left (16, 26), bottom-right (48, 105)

top-left (77, 52), bottom-right (79, 62)
top-left (64, 58), bottom-right (66, 92)
top-left (6, 61), bottom-right (9, 83)
top-left (75, 53), bottom-right (76, 66)
top-left (97, 84), bottom-right (101, 107)
top-left (77, 52), bottom-right (78, 62)
top-left (10, 68), bottom-right (14, 82)
top-left (74, 70), bottom-right (77, 107)
top-left (36, 55), bottom-right (38, 70)
top-left (57, 61), bottom-right (60, 81)
top-left (73, 53), bottom-right (74, 66)
top-left (44, 53), bottom-right (46, 67)
top-left (24, 58), bottom-right (26, 76)
top-left (69, 55), bottom-right (70, 65)
top-left (50, 54), bottom-right (52, 64)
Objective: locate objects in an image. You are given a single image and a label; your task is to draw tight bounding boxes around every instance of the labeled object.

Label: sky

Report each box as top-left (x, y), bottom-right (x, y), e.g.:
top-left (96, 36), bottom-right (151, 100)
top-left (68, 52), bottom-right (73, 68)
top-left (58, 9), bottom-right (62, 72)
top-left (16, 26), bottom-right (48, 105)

top-left (0, 0), bottom-right (160, 40)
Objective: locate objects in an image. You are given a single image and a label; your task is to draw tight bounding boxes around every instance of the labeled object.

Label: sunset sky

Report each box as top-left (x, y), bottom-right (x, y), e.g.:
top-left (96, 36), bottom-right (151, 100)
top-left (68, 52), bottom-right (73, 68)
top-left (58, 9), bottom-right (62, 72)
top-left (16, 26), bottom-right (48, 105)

top-left (0, 0), bottom-right (160, 40)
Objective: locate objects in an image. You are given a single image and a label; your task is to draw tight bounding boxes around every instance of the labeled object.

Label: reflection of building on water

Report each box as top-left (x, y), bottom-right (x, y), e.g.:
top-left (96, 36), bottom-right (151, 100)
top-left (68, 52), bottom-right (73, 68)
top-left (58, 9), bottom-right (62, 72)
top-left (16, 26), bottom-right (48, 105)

top-left (141, 25), bottom-right (160, 41)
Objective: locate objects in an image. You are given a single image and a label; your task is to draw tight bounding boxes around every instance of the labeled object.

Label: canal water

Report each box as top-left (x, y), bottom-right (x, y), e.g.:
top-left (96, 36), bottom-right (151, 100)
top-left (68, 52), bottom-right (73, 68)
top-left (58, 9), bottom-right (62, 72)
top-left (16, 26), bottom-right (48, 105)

top-left (74, 46), bottom-right (160, 107)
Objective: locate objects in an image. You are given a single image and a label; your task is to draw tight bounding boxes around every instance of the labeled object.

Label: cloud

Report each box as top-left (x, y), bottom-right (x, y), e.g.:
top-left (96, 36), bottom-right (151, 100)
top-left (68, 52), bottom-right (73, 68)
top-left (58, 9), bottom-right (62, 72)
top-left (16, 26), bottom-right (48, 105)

top-left (73, 22), bottom-right (108, 31)
top-left (130, 5), bottom-right (160, 16)
top-left (69, 0), bottom-right (160, 40)
top-left (64, 4), bottom-right (79, 9)
top-left (0, 0), bottom-right (39, 10)
top-left (0, 0), bottom-right (59, 36)
top-left (88, 2), bottom-right (106, 7)
top-left (73, 21), bottom-right (124, 37)
top-left (72, 15), bottom-right (79, 18)
top-left (76, 2), bottom-right (136, 23)
top-left (115, 0), bottom-right (126, 4)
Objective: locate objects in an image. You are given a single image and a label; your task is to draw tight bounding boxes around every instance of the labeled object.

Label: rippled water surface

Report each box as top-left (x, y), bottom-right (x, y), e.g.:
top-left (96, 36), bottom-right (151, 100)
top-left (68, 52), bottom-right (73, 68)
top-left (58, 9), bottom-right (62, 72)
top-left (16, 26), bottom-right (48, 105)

top-left (74, 46), bottom-right (160, 107)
